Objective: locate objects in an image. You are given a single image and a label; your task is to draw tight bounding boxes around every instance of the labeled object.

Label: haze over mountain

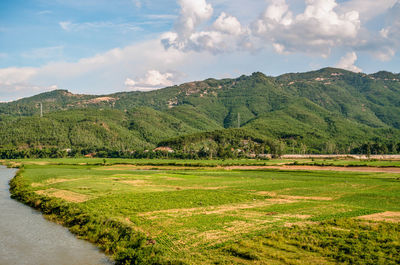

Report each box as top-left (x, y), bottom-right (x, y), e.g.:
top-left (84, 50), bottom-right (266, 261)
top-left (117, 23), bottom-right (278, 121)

top-left (1, 67), bottom-right (399, 154)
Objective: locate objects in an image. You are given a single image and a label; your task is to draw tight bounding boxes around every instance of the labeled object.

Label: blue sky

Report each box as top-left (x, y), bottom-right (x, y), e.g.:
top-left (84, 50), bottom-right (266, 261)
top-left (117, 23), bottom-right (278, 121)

top-left (0, 0), bottom-right (399, 101)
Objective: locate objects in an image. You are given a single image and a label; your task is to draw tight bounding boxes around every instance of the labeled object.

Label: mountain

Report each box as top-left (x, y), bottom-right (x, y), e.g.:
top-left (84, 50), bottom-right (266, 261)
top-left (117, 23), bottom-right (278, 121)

top-left (1, 67), bottom-right (400, 155)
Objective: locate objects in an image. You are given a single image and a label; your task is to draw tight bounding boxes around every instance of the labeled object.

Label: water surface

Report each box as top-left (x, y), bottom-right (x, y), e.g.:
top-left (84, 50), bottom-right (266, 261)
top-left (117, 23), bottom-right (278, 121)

top-left (0, 166), bottom-right (111, 265)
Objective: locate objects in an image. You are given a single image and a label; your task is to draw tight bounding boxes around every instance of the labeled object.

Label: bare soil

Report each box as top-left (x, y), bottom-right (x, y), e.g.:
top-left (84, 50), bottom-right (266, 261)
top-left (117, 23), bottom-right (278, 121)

top-left (225, 165), bottom-right (400, 173)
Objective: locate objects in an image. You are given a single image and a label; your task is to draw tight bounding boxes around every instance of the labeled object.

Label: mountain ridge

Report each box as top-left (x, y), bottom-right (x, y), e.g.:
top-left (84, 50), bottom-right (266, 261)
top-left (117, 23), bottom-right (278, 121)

top-left (1, 67), bottom-right (400, 155)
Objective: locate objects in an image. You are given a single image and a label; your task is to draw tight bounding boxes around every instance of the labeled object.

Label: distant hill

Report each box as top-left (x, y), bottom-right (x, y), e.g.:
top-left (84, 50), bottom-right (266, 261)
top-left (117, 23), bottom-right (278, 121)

top-left (1, 67), bottom-right (400, 155)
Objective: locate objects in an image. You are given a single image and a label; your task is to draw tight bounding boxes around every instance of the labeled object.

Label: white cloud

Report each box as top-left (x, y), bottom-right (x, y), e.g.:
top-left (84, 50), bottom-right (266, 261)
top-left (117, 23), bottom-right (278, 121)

top-left (338, 0), bottom-right (398, 22)
top-left (162, 0), bottom-right (365, 57)
top-left (0, 67), bottom-right (56, 101)
top-left (176, 0), bottom-right (213, 39)
top-left (335, 52), bottom-right (362, 72)
top-left (59, 21), bottom-right (141, 32)
top-left (59, 21), bottom-right (72, 31)
top-left (125, 70), bottom-right (175, 91)
top-left (0, 67), bottom-right (38, 86)
top-left (213, 12), bottom-right (242, 35)
top-left (146, 14), bottom-right (178, 20)
top-left (252, 0), bottom-right (360, 56)
top-left (354, 2), bottom-right (400, 61)
top-left (162, 0), bottom-right (249, 54)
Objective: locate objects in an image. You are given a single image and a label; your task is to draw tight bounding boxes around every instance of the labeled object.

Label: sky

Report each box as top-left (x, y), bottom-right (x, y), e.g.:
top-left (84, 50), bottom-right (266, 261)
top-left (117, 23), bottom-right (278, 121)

top-left (0, 0), bottom-right (399, 101)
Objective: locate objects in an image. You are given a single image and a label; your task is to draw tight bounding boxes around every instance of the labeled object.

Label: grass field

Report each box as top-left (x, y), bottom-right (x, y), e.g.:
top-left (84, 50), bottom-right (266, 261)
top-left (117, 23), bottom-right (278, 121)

top-left (7, 159), bottom-right (400, 264)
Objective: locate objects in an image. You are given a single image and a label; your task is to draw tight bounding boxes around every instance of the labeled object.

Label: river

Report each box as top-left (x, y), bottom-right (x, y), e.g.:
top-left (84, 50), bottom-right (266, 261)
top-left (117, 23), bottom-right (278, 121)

top-left (0, 166), bottom-right (112, 265)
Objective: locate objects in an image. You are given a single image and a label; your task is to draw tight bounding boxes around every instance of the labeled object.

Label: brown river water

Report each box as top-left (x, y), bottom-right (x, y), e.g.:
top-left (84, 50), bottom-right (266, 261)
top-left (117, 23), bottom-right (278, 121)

top-left (0, 166), bottom-right (112, 265)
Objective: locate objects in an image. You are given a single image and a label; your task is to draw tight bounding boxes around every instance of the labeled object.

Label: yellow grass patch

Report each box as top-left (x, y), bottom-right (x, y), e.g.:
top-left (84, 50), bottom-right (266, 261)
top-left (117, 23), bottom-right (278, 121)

top-left (35, 188), bottom-right (90, 203)
top-left (119, 179), bottom-right (149, 185)
top-left (255, 191), bottom-right (333, 201)
top-left (357, 211), bottom-right (400, 223)
top-left (279, 195), bottom-right (333, 201)
top-left (139, 198), bottom-right (297, 220)
top-left (31, 178), bottom-right (85, 187)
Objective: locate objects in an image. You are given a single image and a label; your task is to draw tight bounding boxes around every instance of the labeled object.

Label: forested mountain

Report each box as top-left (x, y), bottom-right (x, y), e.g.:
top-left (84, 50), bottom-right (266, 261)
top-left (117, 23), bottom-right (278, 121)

top-left (1, 67), bottom-right (400, 156)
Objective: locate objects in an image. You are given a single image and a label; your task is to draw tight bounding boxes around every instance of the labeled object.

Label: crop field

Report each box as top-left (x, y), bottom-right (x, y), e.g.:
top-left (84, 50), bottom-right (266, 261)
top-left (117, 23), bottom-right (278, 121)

top-left (8, 160), bottom-right (400, 264)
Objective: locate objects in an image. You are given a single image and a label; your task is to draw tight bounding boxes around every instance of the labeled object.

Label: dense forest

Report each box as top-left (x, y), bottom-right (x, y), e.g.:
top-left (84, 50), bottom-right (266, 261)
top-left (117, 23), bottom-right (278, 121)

top-left (1, 67), bottom-right (400, 158)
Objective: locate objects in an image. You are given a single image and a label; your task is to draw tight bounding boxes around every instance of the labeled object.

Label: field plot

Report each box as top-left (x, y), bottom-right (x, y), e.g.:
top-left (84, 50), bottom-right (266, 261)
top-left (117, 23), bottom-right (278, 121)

top-left (14, 162), bottom-right (400, 264)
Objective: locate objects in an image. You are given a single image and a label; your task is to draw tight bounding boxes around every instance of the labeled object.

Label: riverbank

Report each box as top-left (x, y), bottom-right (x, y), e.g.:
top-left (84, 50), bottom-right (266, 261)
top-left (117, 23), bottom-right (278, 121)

top-left (9, 167), bottom-right (165, 264)
top-left (0, 166), bottom-right (111, 265)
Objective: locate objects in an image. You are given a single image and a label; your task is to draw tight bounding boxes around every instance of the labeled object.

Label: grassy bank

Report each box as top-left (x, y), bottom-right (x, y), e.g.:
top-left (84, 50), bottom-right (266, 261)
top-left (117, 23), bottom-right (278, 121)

top-left (6, 160), bottom-right (400, 264)
top-left (9, 167), bottom-right (168, 264)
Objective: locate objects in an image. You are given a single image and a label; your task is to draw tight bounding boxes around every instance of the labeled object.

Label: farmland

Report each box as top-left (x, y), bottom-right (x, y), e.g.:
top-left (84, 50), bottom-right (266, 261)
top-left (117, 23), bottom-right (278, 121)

top-left (7, 158), bottom-right (400, 264)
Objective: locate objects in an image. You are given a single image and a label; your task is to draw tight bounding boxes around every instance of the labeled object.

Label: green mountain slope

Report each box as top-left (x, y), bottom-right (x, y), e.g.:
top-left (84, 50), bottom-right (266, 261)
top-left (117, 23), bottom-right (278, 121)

top-left (1, 67), bottom-right (400, 154)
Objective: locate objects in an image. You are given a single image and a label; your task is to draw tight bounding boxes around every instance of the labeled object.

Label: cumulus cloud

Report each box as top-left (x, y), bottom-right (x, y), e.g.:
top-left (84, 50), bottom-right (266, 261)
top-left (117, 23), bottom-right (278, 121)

top-left (252, 0), bottom-right (360, 56)
top-left (161, 0), bottom-right (249, 54)
top-left (335, 52), bottom-right (362, 72)
top-left (353, 1), bottom-right (400, 61)
top-left (162, 0), bottom-right (366, 57)
top-left (124, 70), bottom-right (175, 91)
top-left (213, 12), bottom-right (242, 35)
top-left (338, 0), bottom-right (398, 22)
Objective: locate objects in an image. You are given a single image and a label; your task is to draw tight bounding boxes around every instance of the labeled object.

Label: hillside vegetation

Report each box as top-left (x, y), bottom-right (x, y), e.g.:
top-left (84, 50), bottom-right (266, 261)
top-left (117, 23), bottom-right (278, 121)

top-left (1, 67), bottom-right (400, 156)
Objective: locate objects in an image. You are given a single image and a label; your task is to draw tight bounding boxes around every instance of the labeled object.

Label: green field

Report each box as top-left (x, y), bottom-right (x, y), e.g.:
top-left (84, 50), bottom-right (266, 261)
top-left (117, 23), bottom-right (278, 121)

top-left (8, 159), bottom-right (400, 264)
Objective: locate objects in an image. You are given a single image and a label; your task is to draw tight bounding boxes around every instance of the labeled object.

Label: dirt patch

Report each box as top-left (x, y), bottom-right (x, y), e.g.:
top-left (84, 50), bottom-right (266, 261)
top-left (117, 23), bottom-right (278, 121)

top-left (162, 176), bottom-right (184, 181)
top-left (280, 195), bottom-right (333, 201)
top-left (225, 165), bottom-right (400, 173)
top-left (110, 178), bottom-right (227, 191)
top-left (255, 191), bottom-right (333, 201)
top-left (31, 178), bottom-right (83, 187)
top-left (85, 96), bottom-right (117, 104)
top-left (118, 179), bottom-right (149, 185)
top-left (256, 191), bottom-right (277, 196)
top-left (35, 188), bottom-right (90, 203)
top-left (111, 174), bottom-right (142, 177)
top-left (139, 198), bottom-right (297, 219)
top-left (357, 211), bottom-right (400, 223)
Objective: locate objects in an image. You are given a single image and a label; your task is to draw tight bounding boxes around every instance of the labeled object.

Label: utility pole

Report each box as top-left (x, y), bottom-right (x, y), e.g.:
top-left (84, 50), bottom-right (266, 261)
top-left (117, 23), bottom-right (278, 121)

top-left (237, 112), bottom-right (240, 128)
top-left (40, 103), bottom-right (43, 117)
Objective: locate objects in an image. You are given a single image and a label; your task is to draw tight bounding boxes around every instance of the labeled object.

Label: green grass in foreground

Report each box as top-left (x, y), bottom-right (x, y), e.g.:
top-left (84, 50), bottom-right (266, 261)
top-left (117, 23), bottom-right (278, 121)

top-left (8, 160), bottom-right (400, 264)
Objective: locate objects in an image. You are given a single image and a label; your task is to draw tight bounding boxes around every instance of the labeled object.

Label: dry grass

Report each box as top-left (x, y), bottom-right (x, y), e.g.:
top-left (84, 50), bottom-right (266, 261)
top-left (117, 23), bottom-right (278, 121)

top-left (138, 198), bottom-right (297, 220)
top-left (35, 188), bottom-right (91, 203)
top-left (255, 191), bottom-right (333, 201)
top-left (357, 211), bottom-right (400, 223)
